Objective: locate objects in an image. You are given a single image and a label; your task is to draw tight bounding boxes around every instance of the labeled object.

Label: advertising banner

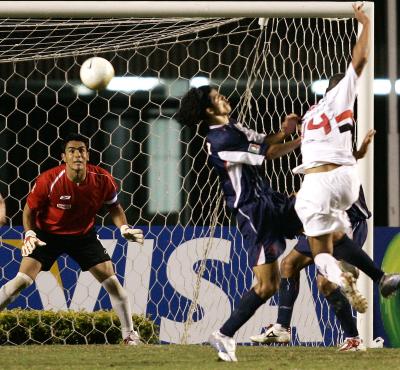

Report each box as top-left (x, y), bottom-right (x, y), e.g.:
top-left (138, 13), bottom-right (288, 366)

top-left (374, 227), bottom-right (400, 348)
top-left (1, 226), bottom-right (354, 345)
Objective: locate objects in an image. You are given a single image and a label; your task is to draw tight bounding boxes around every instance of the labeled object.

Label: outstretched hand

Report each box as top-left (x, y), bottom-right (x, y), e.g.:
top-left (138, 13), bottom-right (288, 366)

top-left (281, 113), bottom-right (301, 136)
top-left (353, 2), bottom-right (369, 25)
top-left (354, 129), bottom-right (376, 160)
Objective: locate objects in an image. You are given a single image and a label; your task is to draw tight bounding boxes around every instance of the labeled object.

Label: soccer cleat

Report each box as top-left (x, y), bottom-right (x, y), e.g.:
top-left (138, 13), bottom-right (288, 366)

top-left (338, 337), bottom-right (366, 352)
top-left (339, 260), bottom-right (360, 279)
top-left (208, 331), bottom-right (237, 362)
top-left (123, 330), bottom-right (142, 345)
top-left (249, 324), bottom-right (290, 344)
top-left (379, 273), bottom-right (400, 298)
top-left (341, 272), bottom-right (368, 313)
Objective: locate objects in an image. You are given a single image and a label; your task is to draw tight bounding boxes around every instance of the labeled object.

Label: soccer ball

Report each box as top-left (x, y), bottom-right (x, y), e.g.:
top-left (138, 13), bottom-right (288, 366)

top-left (79, 57), bottom-right (115, 90)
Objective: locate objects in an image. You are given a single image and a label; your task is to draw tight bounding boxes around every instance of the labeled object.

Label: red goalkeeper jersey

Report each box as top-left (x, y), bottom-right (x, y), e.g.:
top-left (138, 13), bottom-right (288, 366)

top-left (27, 164), bottom-right (118, 235)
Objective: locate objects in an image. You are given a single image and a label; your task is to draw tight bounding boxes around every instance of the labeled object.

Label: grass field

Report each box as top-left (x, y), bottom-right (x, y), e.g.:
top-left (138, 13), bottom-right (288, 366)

top-left (1, 345), bottom-right (400, 370)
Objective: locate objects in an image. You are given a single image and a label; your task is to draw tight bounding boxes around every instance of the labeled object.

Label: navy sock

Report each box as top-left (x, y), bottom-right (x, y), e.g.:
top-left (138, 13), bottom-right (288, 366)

top-left (277, 277), bottom-right (300, 329)
top-left (334, 235), bottom-right (384, 283)
top-left (220, 288), bottom-right (265, 337)
top-left (326, 287), bottom-right (358, 338)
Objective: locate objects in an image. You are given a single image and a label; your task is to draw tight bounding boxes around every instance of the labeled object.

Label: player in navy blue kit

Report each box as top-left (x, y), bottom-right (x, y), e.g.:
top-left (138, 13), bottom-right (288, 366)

top-left (177, 86), bottom-right (303, 361)
top-left (177, 86), bottom-right (400, 360)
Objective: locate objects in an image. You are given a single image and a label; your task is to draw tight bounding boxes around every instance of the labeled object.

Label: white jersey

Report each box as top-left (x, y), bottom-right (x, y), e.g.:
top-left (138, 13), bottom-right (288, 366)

top-left (293, 63), bottom-right (358, 174)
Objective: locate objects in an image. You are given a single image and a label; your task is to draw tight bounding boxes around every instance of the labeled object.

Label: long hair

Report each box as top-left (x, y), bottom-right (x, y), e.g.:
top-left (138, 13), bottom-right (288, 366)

top-left (176, 85), bottom-right (214, 127)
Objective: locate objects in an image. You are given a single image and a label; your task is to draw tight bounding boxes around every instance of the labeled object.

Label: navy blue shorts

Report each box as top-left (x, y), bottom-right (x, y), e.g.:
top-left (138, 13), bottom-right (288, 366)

top-left (236, 192), bottom-right (303, 267)
top-left (294, 220), bottom-right (368, 258)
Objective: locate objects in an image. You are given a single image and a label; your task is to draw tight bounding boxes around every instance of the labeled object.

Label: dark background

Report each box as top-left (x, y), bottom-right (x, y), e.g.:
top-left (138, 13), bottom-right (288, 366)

top-left (0, 1), bottom-right (395, 227)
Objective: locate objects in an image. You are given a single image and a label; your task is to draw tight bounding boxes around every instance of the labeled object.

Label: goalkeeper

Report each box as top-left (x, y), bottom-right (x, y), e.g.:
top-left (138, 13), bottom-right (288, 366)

top-left (0, 133), bottom-right (144, 345)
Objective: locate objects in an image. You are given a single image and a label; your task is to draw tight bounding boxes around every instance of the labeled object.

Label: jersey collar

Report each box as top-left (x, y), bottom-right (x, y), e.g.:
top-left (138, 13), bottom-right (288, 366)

top-left (209, 124), bottom-right (225, 130)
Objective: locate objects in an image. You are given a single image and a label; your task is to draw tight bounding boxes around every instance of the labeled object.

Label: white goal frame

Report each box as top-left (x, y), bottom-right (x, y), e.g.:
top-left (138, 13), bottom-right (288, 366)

top-left (0, 1), bottom-right (374, 346)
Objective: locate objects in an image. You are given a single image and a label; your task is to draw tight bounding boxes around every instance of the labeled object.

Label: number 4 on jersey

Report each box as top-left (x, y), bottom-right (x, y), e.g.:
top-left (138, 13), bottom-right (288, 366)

top-left (306, 113), bottom-right (331, 134)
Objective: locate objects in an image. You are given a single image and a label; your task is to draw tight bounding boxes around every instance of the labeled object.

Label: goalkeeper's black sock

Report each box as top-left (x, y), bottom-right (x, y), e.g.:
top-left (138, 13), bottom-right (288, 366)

top-left (220, 288), bottom-right (265, 337)
top-left (326, 287), bottom-right (358, 338)
top-left (276, 277), bottom-right (299, 329)
top-left (333, 235), bottom-right (384, 283)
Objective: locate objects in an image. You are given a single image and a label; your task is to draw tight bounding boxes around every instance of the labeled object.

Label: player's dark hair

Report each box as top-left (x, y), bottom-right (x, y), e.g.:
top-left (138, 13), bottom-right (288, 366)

top-left (176, 85), bottom-right (214, 127)
top-left (61, 133), bottom-right (89, 153)
top-left (326, 73), bottom-right (345, 93)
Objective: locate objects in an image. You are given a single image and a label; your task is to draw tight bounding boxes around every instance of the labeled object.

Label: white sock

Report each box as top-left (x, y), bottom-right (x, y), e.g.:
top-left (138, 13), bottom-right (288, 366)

top-left (314, 253), bottom-right (343, 287)
top-left (102, 275), bottom-right (133, 339)
top-left (0, 272), bottom-right (33, 310)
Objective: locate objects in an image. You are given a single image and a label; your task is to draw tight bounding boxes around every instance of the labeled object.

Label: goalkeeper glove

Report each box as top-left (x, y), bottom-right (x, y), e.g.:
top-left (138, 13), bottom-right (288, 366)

top-left (120, 225), bottom-right (144, 244)
top-left (22, 230), bottom-right (46, 257)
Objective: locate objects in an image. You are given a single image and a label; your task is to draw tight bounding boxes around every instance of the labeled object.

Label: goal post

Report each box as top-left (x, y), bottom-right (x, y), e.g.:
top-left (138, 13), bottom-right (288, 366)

top-left (0, 1), bottom-right (372, 18)
top-left (356, 3), bottom-right (375, 348)
top-left (0, 1), bottom-right (374, 346)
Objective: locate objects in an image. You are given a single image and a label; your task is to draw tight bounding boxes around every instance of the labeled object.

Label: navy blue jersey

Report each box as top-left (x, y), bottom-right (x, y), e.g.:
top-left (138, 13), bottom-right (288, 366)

top-left (206, 118), bottom-right (303, 266)
top-left (206, 118), bottom-right (270, 210)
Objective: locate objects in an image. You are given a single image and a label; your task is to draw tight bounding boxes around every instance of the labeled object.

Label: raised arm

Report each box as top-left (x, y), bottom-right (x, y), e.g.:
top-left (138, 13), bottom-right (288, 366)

top-left (351, 2), bottom-right (370, 76)
top-left (266, 137), bottom-right (301, 160)
top-left (264, 114), bottom-right (300, 145)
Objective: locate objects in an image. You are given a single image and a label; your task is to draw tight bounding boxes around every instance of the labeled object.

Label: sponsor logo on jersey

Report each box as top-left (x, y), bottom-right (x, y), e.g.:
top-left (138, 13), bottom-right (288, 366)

top-left (60, 195), bottom-right (71, 200)
top-left (57, 203), bottom-right (71, 209)
top-left (248, 143), bottom-right (260, 154)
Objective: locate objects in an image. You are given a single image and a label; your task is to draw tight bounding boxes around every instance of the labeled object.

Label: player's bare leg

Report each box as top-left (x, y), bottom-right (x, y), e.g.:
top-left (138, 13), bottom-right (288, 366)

top-left (0, 257), bottom-right (41, 310)
top-left (310, 234), bottom-right (367, 313)
top-left (90, 260), bottom-right (141, 345)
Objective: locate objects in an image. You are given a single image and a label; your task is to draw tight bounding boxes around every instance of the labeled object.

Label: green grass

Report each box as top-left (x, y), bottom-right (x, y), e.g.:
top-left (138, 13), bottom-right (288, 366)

top-left (0, 345), bottom-right (399, 370)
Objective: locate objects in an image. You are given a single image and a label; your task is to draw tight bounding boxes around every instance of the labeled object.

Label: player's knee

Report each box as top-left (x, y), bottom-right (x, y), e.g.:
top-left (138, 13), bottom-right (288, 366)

top-left (101, 275), bottom-right (127, 300)
top-left (317, 276), bottom-right (336, 296)
top-left (254, 279), bottom-right (279, 300)
top-left (280, 257), bottom-right (297, 278)
top-left (332, 231), bottom-right (345, 244)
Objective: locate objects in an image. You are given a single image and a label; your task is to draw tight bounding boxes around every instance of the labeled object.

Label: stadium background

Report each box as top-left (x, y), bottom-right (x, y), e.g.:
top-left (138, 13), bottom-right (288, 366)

top-left (0, 0), bottom-right (399, 351)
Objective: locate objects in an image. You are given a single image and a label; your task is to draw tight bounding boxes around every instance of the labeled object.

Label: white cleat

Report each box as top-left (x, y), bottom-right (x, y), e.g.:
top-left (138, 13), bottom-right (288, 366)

top-left (341, 272), bottom-right (368, 313)
top-left (208, 331), bottom-right (238, 362)
top-left (123, 330), bottom-right (143, 345)
top-left (250, 324), bottom-right (290, 344)
top-left (338, 337), bottom-right (366, 352)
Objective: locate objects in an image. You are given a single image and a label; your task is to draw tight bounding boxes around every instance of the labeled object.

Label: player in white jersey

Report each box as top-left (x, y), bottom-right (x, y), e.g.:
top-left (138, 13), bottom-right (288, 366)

top-left (292, 3), bottom-right (370, 313)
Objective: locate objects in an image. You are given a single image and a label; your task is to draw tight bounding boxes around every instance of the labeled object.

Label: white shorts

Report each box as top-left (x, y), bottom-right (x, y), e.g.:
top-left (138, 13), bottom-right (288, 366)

top-left (295, 165), bottom-right (360, 237)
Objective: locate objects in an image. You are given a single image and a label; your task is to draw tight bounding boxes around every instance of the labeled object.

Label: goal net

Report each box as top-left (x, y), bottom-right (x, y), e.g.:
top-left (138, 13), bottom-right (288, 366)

top-left (0, 3), bottom-right (372, 346)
